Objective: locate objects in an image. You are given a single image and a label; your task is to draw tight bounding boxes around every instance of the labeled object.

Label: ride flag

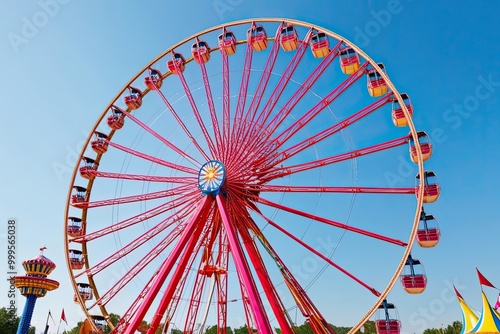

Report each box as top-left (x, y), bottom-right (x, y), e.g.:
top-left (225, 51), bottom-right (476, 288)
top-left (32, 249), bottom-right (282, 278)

top-left (61, 308), bottom-right (68, 324)
top-left (495, 294), bottom-right (500, 310)
top-left (476, 268), bottom-right (496, 288)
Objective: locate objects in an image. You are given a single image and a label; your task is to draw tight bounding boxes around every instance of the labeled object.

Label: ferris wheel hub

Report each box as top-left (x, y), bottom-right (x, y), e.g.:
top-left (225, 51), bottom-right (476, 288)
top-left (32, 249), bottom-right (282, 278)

top-left (198, 160), bottom-right (226, 195)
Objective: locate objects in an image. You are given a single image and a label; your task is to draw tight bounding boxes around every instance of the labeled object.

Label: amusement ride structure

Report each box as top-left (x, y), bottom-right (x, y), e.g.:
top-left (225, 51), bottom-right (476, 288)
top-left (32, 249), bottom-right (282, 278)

top-left (64, 18), bottom-right (441, 333)
top-left (11, 248), bottom-right (60, 334)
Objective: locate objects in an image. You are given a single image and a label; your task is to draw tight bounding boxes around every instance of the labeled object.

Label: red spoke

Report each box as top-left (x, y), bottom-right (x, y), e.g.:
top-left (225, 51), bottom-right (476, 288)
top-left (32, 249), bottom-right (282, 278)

top-left (150, 81), bottom-right (211, 162)
top-left (71, 190), bottom-right (199, 243)
top-left (260, 185), bottom-right (415, 195)
top-left (123, 107), bottom-right (201, 166)
top-left (176, 68), bottom-right (218, 158)
top-left (85, 170), bottom-right (197, 184)
top-left (107, 140), bottom-right (198, 174)
top-left (255, 196), bottom-right (407, 246)
top-left (77, 184), bottom-right (194, 209)
top-left (221, 47), bottom-right (231, 163)
top-left (265, 135), bottom-right (410, 179)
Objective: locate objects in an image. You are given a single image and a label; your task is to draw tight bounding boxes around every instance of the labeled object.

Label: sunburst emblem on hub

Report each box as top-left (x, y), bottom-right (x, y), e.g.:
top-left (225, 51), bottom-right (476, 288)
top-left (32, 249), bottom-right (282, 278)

top-left (198, 160), bottom-right (226, 195)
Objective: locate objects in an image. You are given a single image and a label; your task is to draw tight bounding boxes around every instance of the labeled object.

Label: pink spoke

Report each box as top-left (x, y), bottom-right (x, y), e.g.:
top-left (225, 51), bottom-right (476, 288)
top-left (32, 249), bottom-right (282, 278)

top-left (196, 44), bottom-right (224, 158)
top-left (221, 49), bottom-right (230, 162)
top-left (255, 196), bottom-right (407, 246)
top-left (123, 108), bottom-right (201, 166)
top-left (271, 62), bottom-right (369, 150)
top-left (124, 196), bottom-right (213, 334)
top-left (241, 22), bottom-right (283, 127)
top-left (259, 185), bottom-right (415, 195)
top-left (176, 69), bottom-right (218, 157)
top-left (87, 216), bottom-right (191, 308)
top-left (77, 184), bottom-right (194, 209)
top-left (253, 210), bottom-right (380, 296)
top-left (266, 135), bottom-right (410, 179)
top-left (71, 191), bottom-right (199, 243)
top-left (75, 205), bottom-right (194, 279)
top-left (274, 93), bottom-right (392, 164)
top-left (254, 29), bottom-right (314, 126)
top-left (151, 83), bottom-right (211, 161)
top-left (86, 170), bottom-right (197, 184)
top-left (107, 140), bottom-right (198, 174)
top-left (216, 194), bottom-right (273, 334)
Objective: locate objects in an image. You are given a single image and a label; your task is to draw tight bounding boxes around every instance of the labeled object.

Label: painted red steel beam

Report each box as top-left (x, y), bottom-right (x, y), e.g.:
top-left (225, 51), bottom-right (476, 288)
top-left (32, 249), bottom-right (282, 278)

top-left (86, 170), bottom-right (197, 184)
top-left (221, 49), bottom-right (231, 163)
top-left (271, 62), bottom-right (370, 150)
top-left (107, 140), bottom-right (198, 174)
top-left (253, 210), bottom-right (381, 297)
top-left (124, 196), bottom-right (214, 334)
top-left (176, 68), bottom-right (218, 158)
top-left (152, 82), bottom-right (211, 162)
top-left (255, 196), bottom-right (407, 246)
top-left (216, 232), bottom-right (230, 332)
top-left (273, 93), bottom-right (392, 164)
top-left (259, 185), bottom-right (415, 195)
top-left (122, 106), bottom-right (201, 166)
top-left (71, 191), bottom-right (199, 243)
top-left (265, 135), bottom-right (410, 179)
top-left (216, 194), bottom-right (273, 334)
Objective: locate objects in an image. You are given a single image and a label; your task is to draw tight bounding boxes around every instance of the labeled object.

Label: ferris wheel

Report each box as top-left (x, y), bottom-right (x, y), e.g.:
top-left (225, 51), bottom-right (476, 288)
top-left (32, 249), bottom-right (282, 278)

top-left (64, 18), bottom-right (441, 334)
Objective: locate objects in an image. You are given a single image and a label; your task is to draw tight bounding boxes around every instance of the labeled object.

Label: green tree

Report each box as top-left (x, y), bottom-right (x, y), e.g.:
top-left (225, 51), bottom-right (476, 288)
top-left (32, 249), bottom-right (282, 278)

top-left (0, 308), bottom-right (35, 334)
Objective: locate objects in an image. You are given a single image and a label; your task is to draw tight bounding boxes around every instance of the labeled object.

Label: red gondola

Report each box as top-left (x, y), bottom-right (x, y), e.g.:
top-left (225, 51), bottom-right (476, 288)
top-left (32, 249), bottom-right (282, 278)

top-left (310, 31), bottom-right (329, 58)
top-left (167, 52), bottom-right (186, 74)
top-left (339, 46), bottom-right (360, 74)
top-left (79, 156), bottom-right (98, 180)
top-left (367, 63), bottom-right (388, 97)
top-left (91, 315), bottom-right (107, 331)
top-left (144, 68), bottom-right (163, 90)
top-left (247, 24), bottom-right (268, 52)
top-left (409, 131), bottom-right (432, 163)
top-left (400, 254), bottom-right (427, 294)
top-left (91, 131), bottom-right (108, 154)
top-left (67, 217), bottom-right (83, 237)
top-left (375, 300), bottom-right (401, 334)
top-left (69, 249), bottom-right (84, 270)
top-left (417, 209), bottom-right (440, 248)
top-left (280, 23), bottom-right (299, 52)
top-left (192, 40), bottom-right (211, 64)
top-left (124, 86), bottom-right (142, 110)
top-left (75, 283), bottom-right (93, 302)
top-left (107, 106), bottom-right (125, 130)
top-left (70, 186), bottom-right (87, 207)
top-left (392, 93), bottom-right (414, 127)
top-left (415, 171), bottom-right (440, 203)
top-left (218, 30), bottom-right (236, 56)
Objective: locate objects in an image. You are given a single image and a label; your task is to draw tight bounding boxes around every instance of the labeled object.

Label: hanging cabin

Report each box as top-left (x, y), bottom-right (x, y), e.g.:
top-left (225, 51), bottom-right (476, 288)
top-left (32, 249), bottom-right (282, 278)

top-left (67, 217), bottom-right (83, 237)
top-left (400, 254), bottom-right (427, 294)
top-left (375, 300), bottom-right (401, 334)
top-left (75, 283), bottom-right (93, 302)
top-left (310, 31), bottom-right (329, 58)
top-left (247, 24), bottom-right (268, 52)
top-left (280, 24), bottom-right (299, 52)
top-left (339, 46), bottom-right (360, 74)
top-left (107, 106), bottom-right (125, 130)
top-left (124, 86), bottom-right (142, 110)
top-left (367, 63), bottom-right (388, 97)
top-left (70, 186), bottom-right (87, 207)
top-left (409, 131), bottom-right (432, 163)
top-left (69, 249), bottom-right (84, 270)
top-left (417, 209), bottom-right (440, 248)
top-left (80, 156), bottom-right (98, 180)
top-left (91, 131), bottom-right (108, 154)
top-left (392, 93), bottom-right (414, 127)
top-left (218, 30), bottom-right (237, 55)
top-left (144, 68), bottom-right (163, 90)
top-left (415, 171), bottom-right (441, 203)
top-left (192, 40), bottom-right (211, 64)
top-left (90, 315), bottom-right (107, 332)
top-left (167, 52), bottom-right (186, 74)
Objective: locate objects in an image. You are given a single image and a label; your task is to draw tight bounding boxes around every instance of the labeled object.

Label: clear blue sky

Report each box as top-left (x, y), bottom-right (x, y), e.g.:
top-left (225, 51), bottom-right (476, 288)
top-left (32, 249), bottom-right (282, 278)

top-left (0, 1), bottom-right (499, 333)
